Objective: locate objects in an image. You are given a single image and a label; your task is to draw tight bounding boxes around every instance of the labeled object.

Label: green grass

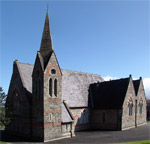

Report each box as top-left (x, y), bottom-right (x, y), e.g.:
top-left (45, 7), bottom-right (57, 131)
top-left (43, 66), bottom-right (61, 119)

top-left (113, 140), bottom-right (150, 144)
top-left (0, 142), bottom-right (6, 144)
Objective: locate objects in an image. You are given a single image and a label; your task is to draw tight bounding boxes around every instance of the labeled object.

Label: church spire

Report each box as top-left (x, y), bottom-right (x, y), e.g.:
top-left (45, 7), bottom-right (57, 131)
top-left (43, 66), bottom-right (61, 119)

top-left (40, 10), bottom-right (53, 58)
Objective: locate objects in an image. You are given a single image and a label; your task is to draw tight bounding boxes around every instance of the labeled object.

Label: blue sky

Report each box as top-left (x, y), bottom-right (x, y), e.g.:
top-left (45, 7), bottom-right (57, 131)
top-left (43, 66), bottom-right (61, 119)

top-left (1, 1), bottom-right (150, 98)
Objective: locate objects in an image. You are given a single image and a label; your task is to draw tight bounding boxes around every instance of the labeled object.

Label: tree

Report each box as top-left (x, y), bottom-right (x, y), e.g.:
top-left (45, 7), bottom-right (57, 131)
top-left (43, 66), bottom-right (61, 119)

top-left (0, 87), bottom-right (11, 128)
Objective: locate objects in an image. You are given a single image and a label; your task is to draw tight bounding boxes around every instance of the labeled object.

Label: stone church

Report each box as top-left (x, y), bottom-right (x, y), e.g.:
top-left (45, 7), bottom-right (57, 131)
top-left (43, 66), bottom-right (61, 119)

top-left (5, 11), bottom-right (147, 142)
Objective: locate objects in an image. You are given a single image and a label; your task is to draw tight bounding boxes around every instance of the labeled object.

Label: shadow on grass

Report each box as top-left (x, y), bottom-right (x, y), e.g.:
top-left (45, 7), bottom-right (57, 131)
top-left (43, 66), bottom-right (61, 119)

top-left (0, 130), bottom-right (32, 143)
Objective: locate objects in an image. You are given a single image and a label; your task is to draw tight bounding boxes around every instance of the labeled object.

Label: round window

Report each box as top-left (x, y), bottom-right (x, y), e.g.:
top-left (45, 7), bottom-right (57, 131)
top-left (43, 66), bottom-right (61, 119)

top-left (51, 69), bottom-right (56, 74)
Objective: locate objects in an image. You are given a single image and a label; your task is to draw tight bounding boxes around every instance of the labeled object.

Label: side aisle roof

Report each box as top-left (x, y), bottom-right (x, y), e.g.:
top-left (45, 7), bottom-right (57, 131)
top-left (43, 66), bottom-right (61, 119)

top-left (90, 78), bottom-right (130, 109)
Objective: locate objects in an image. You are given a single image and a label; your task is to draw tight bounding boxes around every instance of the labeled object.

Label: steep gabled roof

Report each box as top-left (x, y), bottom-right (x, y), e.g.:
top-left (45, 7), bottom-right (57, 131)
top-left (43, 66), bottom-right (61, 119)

top-left (16, 62), bottom-right (103, 123)
top-left (133, 79), bottom-right (140, 95)
top-left (90, 78), bottom-right (130, 109)
top-left (61, 69), bottom-right (104, 107)
top-left (17, 62), bottom-right (33, 93)
top-left (17, 62), bottom-right (103, 108)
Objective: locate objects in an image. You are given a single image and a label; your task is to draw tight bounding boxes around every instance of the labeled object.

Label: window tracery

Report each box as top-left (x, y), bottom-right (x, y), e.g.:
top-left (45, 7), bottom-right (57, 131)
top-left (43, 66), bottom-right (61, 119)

top-left (128, 98), bottom-right (133, 116)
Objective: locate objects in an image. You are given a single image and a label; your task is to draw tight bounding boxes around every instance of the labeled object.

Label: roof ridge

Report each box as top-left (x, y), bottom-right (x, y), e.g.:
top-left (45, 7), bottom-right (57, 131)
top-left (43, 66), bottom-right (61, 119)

top-left (133, 79), bottom-right (140, 82)
top-left (104, 77), bottom-right (129, 82)
top-left (61, 68), bottom-right (103, 77)
top-left (17, 62), bottom-right (103, 78)
top-left (17, 61), bottom-right (34, 66)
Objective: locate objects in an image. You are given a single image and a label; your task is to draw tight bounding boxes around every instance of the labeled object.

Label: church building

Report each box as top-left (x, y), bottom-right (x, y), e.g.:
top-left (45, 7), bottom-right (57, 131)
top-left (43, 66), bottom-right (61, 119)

top-left (5, 11), bottom-right (147, 142)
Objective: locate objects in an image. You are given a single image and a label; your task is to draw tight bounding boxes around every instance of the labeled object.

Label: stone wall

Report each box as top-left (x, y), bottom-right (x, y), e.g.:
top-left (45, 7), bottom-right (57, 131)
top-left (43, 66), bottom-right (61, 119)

top-left (91, 109), bottom-right (120, 130)
top-left (136, 80), bottom-right (147, 126)
top-left (61, 123), bottom-right (74, 138)
top-left (122, 78), bottom-right (136, 130)
top-left (6, 61), bottom-right (31, 138)
top-left (70, 108), bottom-right (90, 131)
top-left (43, 52), bottom-right (63, 142)
top-left (31, 54), bottom-right (44, 140)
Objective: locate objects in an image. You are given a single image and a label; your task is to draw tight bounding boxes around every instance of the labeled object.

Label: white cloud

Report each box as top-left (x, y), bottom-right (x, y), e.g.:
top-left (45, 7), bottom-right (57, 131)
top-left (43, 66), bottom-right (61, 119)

top-left (143, 78), bottom-right (150, 100)
top-left (103, 76), bottom-right (150, 100)
top-left (103, 76), bottom-right (118, 81)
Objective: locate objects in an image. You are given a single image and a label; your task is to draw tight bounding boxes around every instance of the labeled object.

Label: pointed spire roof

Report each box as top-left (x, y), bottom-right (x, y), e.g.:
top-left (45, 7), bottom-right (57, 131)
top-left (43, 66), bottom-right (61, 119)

top-left (40, 10), bottom-right (53, 58)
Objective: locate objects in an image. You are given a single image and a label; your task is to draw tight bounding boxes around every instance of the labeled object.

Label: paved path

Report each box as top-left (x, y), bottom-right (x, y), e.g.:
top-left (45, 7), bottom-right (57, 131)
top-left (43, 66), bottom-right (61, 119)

top-left (50, 123), bottom-right (150, 144)
top-left (1, 123), bottom-right (150, 143)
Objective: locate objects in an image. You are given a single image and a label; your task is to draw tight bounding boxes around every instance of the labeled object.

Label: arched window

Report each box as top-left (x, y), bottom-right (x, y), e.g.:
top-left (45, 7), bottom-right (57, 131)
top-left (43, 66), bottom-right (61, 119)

top-left (54, 79), bottom-right (57, 97)
top-left (13, 89), bottom-right (20, 114)
top-left (49, 78), bottom-right (52, 96)
top-left (139, 100), bottom-right (143, 114)
top-left (129, 99), bottom-right (133, 116)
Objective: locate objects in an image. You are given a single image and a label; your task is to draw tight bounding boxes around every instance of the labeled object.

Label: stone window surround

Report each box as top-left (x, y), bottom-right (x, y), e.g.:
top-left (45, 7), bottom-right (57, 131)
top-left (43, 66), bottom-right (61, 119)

top-left (12, 89), bottom-right (20, 115)
top-left (49, 77), bottom-right (57, 97)
top-left (139, 99), bottom-right (143, 114)
top-left (128, 98), bottom-right (133, 116)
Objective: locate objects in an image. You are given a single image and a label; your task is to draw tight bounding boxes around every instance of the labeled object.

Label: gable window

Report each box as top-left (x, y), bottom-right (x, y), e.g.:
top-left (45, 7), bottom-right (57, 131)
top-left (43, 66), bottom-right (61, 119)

top-left (51, 69), bottom-right (56, 74)
top-left (49, 78), bottom-right (52, 96)
top-left (54, 79), bottom-right (57, 97)
top-left (129, 99), bottom-right (133, 116)
top-left (139, 100), bottom-right (143, 114)
top-left (13, 89), bottom-right (20, 115)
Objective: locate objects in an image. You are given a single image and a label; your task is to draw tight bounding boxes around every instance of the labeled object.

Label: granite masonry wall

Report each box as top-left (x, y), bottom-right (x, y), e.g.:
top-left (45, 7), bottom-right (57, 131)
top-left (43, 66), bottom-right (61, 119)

top-left (136, 80), bottom-right (147, 126)
top-left (70, 108), bottom-right (90, 131)
top-left (6, 61), bottom-right (31, 138)
top-left (43, 52), bottom-right (62, 142)
top-left (91, 109), bottom-right (121, 130)
top-left (122, 78), bottom-right (136, 130)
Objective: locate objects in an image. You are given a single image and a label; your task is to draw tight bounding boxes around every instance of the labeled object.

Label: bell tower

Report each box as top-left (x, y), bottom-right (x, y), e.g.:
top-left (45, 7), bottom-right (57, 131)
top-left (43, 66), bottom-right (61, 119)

top-left (32, 11), bottom-right (62, 142)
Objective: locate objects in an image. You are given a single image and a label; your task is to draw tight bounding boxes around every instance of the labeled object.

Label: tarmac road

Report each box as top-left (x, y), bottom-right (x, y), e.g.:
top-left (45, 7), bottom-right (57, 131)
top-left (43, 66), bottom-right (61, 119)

top-left (1, 123), bottom-right (150, 143)
top-left (50, 123), bottom-right (150, 144)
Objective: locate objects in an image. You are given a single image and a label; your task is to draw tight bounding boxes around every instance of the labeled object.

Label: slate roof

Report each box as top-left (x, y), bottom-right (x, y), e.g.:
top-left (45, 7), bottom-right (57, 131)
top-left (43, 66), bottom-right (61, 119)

top-left (17, 62), bottom-right (33, 93)
top-left (133, 79), bottom-right (140, 95)
top-left (62, 101), bottom-right (74, 123)
top-left (40, 11), bottom-right (53, 58)
top-left (61, 69), bottom-right (104, 107)
top-left (90, 78), bottom-right (130, 109)
top-left (16, 62), bottom-right (103, 122)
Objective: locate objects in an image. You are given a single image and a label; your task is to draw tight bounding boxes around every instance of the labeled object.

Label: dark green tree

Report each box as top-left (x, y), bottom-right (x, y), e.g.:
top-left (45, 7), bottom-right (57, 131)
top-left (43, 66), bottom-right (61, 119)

top-left (0, 87), bottom-right (11, 128)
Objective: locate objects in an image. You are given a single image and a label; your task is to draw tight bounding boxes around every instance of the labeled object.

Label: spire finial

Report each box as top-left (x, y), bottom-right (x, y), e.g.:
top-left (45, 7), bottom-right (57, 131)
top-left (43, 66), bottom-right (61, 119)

top-left (40, 10), bottom-right (53, 58)
top-left (47, 3), bottom-right (49, 11)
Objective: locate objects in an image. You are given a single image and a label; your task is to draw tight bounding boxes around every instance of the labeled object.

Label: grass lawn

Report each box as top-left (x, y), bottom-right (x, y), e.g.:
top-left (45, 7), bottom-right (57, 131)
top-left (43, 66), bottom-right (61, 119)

top-left (0, 142), bottom-right (6, 144)
top-left (113, 140), bottom-right (150, 144)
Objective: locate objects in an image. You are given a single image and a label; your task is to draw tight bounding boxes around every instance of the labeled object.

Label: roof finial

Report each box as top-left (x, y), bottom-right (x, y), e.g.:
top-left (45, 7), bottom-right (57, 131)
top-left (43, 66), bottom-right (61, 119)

top-left (47, 3), bottom-right (49, 11)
